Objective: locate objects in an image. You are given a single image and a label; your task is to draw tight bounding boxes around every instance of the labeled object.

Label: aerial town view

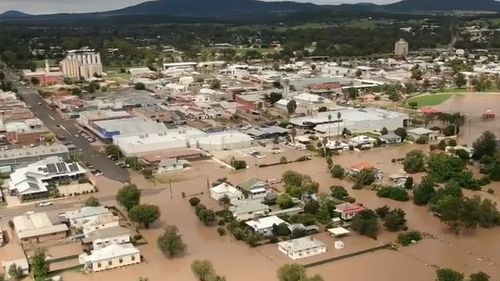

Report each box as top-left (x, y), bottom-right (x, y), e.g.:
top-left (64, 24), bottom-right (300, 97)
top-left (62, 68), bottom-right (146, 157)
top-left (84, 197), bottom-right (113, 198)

top-left (0, 0), bottom-right (500, 280)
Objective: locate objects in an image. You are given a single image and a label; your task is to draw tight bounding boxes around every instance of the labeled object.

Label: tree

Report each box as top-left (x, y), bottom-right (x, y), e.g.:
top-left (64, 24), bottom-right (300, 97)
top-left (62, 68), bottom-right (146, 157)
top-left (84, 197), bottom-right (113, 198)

top-left (157, 225), bottom-right (186, 258)
top-left (411, 66), bottom-right (423, 80)
top-left (105, 144), bottom-right (122, 158)
top-left (473, 131), bottom-right (497, 160)
top-left (134, 82), bottom-right (146, 90)
top-left (454, 73), bottom-right (467, 88)
top-left (380, 127), bottom-right (389, 135)
top-left (469, 272), bottom-right (490, 281)
top-left (116, 184), bottom-right (141, 211)
top-left (191, 260), bottom-right (215, 281)
top-left (351, 210), bottom-right (380, 239)
top-left (330, 165), bottom-right (345, 179)
top-left (404, 176), bottom-right (414, 189)
top-left (31, 248), bottom-right (49, 281)
top-left (375, 205), bottom-right (390, 218)
top-left (413, 177), bottom-right (436, 205)
top-left (85, 196), bottom-right (100, 207)
top-left (272, 223), bottom-right (291, 236)
top-left (394, 127), bottom-right (408, 140)
top-left (30, 77), bottom-right (40, 85)
top-left (290, 128), bottom-right (297, 143)
top-left (436, 268), bottom-right (464, 281)
top-left (218, 195), bottom-right (231, 209)
top-left (303, 200), bottom-right (320, 215)
top-left (277, 264), bottom-right (307, 281)
top-left (383, 208), bottom-right (407, 231)
top-left (354, 169), bottom-right (376, 187)
top-left (330, 185), bottom-right (348, 200)
top-left (8, 263), bottom-right (24, 281)
top-left (197, 208), bottom-right (217, 226)
top-left (277, 193), bottom-right (295, 209)
top-left (129, 204), bottom-right (161, 229)
top-left (266, 92), bottom-right (283, 104)
top-left (287, 99), bottom-right (297, 115)
top-left (403, 150), bottom-right (426, 173)
top-left (282, 171), bottom-right (303, 187)
top-left (426, 153), bottom-right (466, 183)
top-left (142, 167), bottom-right (154, 179)
top-left (189, 197), bottom-right (201, 206)
top-left (280, 156), bottom-right (288, 164)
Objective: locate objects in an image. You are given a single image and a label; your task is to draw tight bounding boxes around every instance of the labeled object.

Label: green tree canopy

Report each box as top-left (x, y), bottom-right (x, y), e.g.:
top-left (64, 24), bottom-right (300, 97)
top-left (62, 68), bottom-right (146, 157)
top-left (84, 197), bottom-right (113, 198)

top-left (157, 225), bottom-right (186, 258)
top-left (116, 184), bottom-right (141, 211)
top-left (129, 204), bottom-right (161, 229)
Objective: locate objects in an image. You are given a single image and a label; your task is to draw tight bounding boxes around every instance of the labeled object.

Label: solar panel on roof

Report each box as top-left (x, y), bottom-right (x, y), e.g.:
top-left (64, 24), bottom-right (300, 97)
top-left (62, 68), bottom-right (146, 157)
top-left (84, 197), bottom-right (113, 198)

top-left (57, 162), bottom-right (68, 173)
top-left (47, 163), bottom-right (57, 174)
top-left (68, 163), bottom-right (79, 172)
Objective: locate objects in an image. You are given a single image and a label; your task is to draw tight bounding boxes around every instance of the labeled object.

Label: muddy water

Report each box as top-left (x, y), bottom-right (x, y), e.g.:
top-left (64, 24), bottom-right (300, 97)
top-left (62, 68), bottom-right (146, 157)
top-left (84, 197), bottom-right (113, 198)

top-left (436, 93), bottom-right (500, 145)
top-left (62, 141), bottom-right (500, 281)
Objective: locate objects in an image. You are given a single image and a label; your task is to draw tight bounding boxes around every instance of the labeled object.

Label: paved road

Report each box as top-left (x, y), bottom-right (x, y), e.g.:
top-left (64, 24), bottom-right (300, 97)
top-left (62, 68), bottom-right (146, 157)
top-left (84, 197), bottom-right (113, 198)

top-left (0, 187), bottom-right (164, 222)
top-left (7, 72), bottom-right (130, 182)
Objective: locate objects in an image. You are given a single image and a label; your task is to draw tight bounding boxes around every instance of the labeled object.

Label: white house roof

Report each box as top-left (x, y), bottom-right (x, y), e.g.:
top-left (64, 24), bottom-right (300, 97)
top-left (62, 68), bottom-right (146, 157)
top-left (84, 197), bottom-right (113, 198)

top-left (211, 182), bottom-right (242, 196)
top-left (229, 200), bottom-right (270, 215)
top-left (278, 237), bottom-right (326, 252)
top-left (82, 243), bottom-right (139, 263)
top-left (82, 226), bottom-right (131, 243)
top-left (66, 206), bottom-right (110, 221)
top-left (407, 127), bottom-right (434, 135)
top-left (327, 227), bottom-right (350, 236)
top-left (245, 215), bottom-right (287, 230)
top-left (8, 156), bottom-right (85, 196)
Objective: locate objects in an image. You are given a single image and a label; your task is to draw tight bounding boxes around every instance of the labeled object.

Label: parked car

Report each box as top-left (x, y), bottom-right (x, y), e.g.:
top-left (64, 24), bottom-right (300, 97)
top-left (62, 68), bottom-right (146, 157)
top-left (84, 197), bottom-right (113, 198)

top-left (38, 201), bottom-right (53, 207)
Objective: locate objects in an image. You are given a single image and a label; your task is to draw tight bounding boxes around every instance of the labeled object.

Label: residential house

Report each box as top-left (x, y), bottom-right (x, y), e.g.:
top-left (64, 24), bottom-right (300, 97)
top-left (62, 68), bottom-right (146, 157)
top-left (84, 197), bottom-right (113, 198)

top-left (407, 127), bottom-right (439, 141)
top-left (12, 212), bottom-right (68, 245)
top-left (82, 213), bottom-right (120, 236)
top-left (8, 156), bottom-right (87, 201)
top-left (388, 174), bottom-right (410, 188)
top-left (348, 162), bottom-right (382, 179)
top-left (379, 133), bottom-right (402, 144)
top-left (79, 243), bottom-right (140, 272)
top-left (238, 178), bottom-right (271, 199)
top-left (277, 237), bottom-right (327, 260)
top-left (156, 159), bottom-right (189, 174)
top-left (64, 206), bottom-right (112, 228)
top-left (82, 226), bottom-right (131, 250)
top-left (229, 200), bottom-right (271, 221)
top-left (349, 135), bottom-right (377, 148)
top-left (245, 216), bottom-right (287, 237)
top-left (210, 182), bottom-right (244, 201)
top-left (334, 203), bottom-right (366, 221)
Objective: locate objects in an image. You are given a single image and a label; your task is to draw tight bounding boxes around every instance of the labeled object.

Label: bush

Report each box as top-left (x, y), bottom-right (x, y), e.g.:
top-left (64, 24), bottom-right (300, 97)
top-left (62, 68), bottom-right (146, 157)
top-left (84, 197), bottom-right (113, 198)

top-left (487, 188), bottom-right (494, 194)
top-left (443, 125), bottom-right (457, 136)
top-left (415, 136), bottom-right (428, 144)
top-left (376, 186), bottom-right (410, 201)
top-left (280, 156), bottom-right (288, 164)
top-left (330, 165), bottom-right (345, 179)
top-left (217, 227), bottom-right (226, 236)
top-left (403, 150), bottom-right (426, 173)
top-left (397, 231), bottom-right (422, 246)
top-left (296, 156), bottom-right (308, 162)
top-left (231, 159), bottom-right (247, 170)
top-left (189, 197), bottom-right (201, 207)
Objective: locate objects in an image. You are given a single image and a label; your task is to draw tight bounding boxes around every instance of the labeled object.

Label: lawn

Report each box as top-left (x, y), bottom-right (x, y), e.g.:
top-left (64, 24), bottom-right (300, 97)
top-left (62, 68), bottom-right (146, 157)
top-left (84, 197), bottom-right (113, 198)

top-left (407, 93), bottom-right (461, 108)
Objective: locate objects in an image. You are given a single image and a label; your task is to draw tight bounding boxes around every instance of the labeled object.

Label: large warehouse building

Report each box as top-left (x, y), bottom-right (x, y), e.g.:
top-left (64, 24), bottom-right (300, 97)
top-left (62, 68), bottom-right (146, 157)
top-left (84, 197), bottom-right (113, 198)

top-left (290, 107), bottom-right (409, 134)
top-left (113, 126), bottom-right (253, 157)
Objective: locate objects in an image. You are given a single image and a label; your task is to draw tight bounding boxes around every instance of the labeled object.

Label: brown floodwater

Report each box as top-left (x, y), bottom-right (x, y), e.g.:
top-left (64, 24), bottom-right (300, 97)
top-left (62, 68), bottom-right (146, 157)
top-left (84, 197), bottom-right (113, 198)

top-left (58, 99), bottom-right (500, 281)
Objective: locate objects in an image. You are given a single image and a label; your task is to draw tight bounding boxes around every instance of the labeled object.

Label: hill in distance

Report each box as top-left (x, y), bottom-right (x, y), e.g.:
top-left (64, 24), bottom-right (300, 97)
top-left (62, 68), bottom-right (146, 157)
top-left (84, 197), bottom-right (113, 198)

top-left (2, 0), bottom-right (500, 23)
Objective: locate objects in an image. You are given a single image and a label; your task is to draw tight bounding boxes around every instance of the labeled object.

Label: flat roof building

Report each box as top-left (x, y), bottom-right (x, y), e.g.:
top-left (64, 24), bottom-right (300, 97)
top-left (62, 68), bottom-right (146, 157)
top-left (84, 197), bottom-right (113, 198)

top-left (0, 144), bottom-right (69, 172)
top-left (13, 212), bottom-right (68, 245)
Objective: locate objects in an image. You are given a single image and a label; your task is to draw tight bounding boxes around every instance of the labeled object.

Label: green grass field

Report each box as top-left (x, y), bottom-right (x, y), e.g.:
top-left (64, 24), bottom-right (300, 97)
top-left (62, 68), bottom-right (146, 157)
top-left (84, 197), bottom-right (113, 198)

top-left (407, 93), bottom-right (461, 108)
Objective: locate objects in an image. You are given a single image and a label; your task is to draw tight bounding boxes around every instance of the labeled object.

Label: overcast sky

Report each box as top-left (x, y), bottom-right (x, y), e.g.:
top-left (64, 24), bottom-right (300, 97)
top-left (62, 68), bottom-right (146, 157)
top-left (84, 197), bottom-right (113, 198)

top-left (0, 0), bottom-right (398, 15)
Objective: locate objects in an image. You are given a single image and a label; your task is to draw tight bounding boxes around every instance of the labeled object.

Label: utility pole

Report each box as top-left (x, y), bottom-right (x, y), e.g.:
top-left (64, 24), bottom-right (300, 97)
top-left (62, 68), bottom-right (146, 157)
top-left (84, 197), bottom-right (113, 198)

top-left (169, 178), bottom-right (173, 199)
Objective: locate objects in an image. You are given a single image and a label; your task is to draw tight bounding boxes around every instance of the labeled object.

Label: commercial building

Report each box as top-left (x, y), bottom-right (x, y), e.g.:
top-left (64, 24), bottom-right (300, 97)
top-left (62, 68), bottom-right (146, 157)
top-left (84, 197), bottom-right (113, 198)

top-left (60, 49), bottom-right (103, 80)
top-left (394, 38), bottom-right (409, 57)
top-left (0, 144), bottom-right (69, 172)
top-left (277, 237), bottom-right (327, 260)
top-left (8, 156), bottom-right (87, 201)
top-left (90, 117), bottom-right (168, 141)
top-left (5, 118), bottom-right (51, 145)
top-left (12, 212), bottom-right (68, 245)
top-left (291, 108), bottom-right (409, 134)
top-left (132, 105), bottom-right (185, 124)
top-left (79, 243), bottom-right (141, 272)
top-left (113, 127), bottom-right (252, 157)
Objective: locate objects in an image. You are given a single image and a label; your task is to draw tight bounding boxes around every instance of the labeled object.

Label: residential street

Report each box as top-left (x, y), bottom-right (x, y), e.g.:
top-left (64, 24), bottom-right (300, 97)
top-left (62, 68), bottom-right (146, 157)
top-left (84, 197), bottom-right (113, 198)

top-left (7, 70), bottom-right (130, 182)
